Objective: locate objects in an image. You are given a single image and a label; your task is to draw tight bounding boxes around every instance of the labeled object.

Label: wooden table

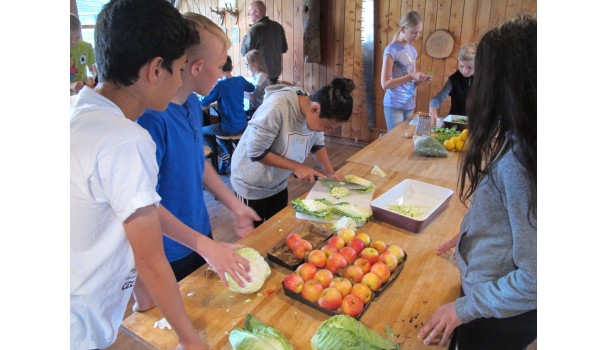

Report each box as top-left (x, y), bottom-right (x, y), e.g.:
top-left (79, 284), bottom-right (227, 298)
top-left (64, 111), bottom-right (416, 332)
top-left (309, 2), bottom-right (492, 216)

top-left (122, 134), bottom-right (466, 349)
top-left (348, 121), bottom-right (462, 185)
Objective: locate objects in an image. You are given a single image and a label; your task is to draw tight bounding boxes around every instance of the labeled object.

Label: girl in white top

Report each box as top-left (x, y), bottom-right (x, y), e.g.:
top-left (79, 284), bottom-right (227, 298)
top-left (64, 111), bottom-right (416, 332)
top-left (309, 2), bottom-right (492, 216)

top-left (244, 49), bottom-right (271, 119)
top-left (380, 11), bottom-right (431, 131)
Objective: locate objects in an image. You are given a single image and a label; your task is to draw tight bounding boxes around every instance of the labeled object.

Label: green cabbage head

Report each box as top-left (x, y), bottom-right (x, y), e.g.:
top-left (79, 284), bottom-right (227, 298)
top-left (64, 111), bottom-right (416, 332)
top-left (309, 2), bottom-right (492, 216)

top-left (225, 247), bottom-right (271, 294)
top-left (229, 314), bottom-right (294, 350)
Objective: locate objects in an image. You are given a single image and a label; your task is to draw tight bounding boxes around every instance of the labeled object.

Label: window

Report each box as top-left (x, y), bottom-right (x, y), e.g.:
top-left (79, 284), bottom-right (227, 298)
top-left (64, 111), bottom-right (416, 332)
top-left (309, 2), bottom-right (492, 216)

top-left (75, 0), bottom-right (110, 47)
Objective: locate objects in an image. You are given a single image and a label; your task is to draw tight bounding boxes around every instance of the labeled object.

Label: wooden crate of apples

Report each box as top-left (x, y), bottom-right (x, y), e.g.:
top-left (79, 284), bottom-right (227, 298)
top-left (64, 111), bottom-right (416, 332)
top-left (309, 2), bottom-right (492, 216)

top-left (282, 226), bottom-right (407, 319)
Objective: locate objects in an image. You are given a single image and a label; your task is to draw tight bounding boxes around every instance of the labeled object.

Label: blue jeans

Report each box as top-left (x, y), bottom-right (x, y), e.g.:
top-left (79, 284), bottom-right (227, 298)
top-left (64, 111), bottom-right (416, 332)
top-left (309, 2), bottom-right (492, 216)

top-left (383, 106), bottom-right (414, 131)
top-left (201, 123), bottom-right (245, 157)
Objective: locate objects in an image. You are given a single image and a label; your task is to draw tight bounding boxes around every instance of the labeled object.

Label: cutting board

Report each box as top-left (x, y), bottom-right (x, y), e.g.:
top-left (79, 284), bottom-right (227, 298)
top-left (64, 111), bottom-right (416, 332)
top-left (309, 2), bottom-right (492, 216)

top-left (295, 180), bottom-right (375, 226)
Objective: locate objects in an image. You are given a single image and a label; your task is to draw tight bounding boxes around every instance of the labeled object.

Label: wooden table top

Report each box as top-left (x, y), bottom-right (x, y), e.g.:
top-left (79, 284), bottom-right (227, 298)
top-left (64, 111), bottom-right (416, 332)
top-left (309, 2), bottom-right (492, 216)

top-left (121, 160), bottom-right (466, 349)
top-left (347, 121), bottom-right (463, 185)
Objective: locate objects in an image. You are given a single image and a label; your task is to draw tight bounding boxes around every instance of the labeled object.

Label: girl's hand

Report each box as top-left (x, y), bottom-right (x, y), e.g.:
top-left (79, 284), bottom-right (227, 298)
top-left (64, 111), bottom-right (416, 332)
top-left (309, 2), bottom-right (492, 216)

top-left (411, 72), bottom-right (430, 83)
top-left (436, 233), bottom-right (459, 254)
top-left (293, 165), bottom-right (324, 183)
top-left (417, 302), bottom-right (462, 346)
top-left (429, 107), bottom-right (439, 126)
top-left (326, 172), bottom-right (345, 181)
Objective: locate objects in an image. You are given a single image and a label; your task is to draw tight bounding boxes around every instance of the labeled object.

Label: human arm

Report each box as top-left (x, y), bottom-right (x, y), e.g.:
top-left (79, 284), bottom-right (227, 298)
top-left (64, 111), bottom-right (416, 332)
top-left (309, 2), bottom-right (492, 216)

top-left (311, 146), bottom-right (344, 181)
top-left (240, 33), bottom-right (250, 56)
top-left (124, 205), bottom-right (207, 349)
top-left (380, 54), bottom-right (429, 90)
top-left (157, 204), bottom-right (252, 288)
top-left (243, 78), bottom-right (255, 93)
top-left (429, 80), bottom-right (453, 125)
top-left (202, 160), bottom-right (260, 237)
top-left (281, 26), bottom-right (288, 53)
top-left (200, 83), bottom-right (220, 107)
top-left (258, 151), bottom-right (325, 183)
top-left (435, 232), bottom-right (459, 254)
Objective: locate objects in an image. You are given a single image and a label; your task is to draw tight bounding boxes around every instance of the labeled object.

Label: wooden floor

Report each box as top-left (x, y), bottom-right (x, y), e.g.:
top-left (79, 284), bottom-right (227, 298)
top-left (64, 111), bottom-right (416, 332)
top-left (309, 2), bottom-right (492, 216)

top-left (107, 136), bottom-right (365, 350)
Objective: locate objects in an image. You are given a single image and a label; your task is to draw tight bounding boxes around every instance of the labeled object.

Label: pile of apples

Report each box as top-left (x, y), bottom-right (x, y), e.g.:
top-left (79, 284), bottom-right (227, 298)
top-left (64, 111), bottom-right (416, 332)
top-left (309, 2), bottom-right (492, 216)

top-left (282, 228), bottom-right (406, 318)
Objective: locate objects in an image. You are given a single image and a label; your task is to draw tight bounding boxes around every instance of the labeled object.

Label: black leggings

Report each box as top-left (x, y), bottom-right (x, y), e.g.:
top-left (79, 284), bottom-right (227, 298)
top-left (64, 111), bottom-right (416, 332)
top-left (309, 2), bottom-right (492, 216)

top-left (169, 232), bottom-right (213, 281)
top-left (449, 307), bottom-right (537, 350)
top-left (236, 188), bottom-right (289, 228)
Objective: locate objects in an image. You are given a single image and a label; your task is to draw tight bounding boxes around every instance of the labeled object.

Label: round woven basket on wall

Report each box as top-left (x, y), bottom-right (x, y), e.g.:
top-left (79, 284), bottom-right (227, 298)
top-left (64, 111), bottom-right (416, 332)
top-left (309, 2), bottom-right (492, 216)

top-left (425, 29), bottom-right (455, 59)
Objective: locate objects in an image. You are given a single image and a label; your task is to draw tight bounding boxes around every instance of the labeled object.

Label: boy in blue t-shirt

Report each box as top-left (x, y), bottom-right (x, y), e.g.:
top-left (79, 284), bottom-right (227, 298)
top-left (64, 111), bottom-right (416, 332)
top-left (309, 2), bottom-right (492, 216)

top-left (200, 56), bottom-right (255, 174)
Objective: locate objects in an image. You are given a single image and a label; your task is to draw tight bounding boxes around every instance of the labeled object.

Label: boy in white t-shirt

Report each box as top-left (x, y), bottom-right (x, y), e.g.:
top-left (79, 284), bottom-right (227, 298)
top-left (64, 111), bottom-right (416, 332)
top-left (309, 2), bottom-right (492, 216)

top-left (70, 0), bottom-right (215, 348)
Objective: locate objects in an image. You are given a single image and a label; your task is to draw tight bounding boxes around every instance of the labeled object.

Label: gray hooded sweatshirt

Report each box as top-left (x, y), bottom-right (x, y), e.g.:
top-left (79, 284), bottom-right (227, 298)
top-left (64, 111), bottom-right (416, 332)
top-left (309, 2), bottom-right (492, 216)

top-left (230, 85), bottom-right (325, 200)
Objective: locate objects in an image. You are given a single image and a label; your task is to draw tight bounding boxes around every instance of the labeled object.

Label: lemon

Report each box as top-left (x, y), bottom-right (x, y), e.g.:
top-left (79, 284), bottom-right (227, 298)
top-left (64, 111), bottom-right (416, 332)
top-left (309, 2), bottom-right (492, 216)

top-left (459, 132), bottom-right (468, 142)
top-left (461, 128), bottom-right (468, 135)
top-left (443, 139), bottom-right (455, 151)
top-left (455, 140), bottom-right (464, 152)
top-left (450, 136), bottom-right (460, 144)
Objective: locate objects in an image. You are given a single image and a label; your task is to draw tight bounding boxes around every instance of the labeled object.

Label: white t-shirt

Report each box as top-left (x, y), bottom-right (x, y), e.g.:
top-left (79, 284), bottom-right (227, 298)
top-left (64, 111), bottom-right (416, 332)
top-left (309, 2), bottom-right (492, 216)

top-left (70, 87), bottom-right (161, 349)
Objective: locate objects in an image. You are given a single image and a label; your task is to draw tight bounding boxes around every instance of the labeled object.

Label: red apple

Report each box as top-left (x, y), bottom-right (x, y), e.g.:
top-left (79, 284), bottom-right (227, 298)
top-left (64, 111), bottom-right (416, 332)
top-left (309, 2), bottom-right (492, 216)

top-left (337, 227), bottom-right (356, 244)
top-left (347, 238), bottom-right (365, 255)
top-left (318, 287), bottom-right (343, 311)
top-left (341, 294), bottom-right (364, 317)
top-left (339, 246), bottom-right (357, 264)
top-left (285, 232), bottom-right (302, 250)
top-left (327, 236), bottom-right (345, 250)
top-left (351, 283), bottom-right (373, 304)
top-left (283, 273), bottom-right (304, 294)
top-left (308, 249), bottom-right (327, 268)
top-left (360, 247), bottom-right (380, 265)
top-left (387, 244), bottom-right (406, 263)
top-left (353, 257), bottom-right (372, 274)
top-left (326, 252), bottom-right (348, 273)
top-left (301, 279), bottom-right (324, 302)
top-left (296, 262), bottom-right (318, 281)
top-left (354, 232), bottom-right (371, 246)
top-left (314, 269), bottom-right (334, 288)
top-left (379, 251), bottom-right (399, 272)
top-left (342, 264), bottom-right (364, 283)
top-left (361, 272), bottom-right (383, 291)
top-left (370, 262), bottom-right (391, 283)
top-left (293, 239), bottom-right (313, 259)
top-left (329, 277), bottom-right (352, 297)
top-left (370, 240), bottom-right (387, 254)
top-left (320, 244), bottom-right (339, 257)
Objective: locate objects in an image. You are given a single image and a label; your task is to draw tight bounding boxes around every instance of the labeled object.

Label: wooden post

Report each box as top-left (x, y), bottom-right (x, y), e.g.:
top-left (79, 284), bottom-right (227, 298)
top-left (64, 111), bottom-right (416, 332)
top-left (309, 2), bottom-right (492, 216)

top-left (303, 0), bottom-right (321, 63)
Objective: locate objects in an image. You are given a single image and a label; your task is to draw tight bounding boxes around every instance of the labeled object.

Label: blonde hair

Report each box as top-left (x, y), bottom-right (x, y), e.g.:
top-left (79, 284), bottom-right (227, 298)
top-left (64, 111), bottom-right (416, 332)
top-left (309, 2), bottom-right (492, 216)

top-left (458, 43), bottom-right (477, 61)
top-left (244, 49), bottom-right (269, 75)
top-left (70, 13), bottom-right (81, 31)
top-left (392, 11), bottom-right (423, 42)
top-left (183, 12), bottom-right (231, 49)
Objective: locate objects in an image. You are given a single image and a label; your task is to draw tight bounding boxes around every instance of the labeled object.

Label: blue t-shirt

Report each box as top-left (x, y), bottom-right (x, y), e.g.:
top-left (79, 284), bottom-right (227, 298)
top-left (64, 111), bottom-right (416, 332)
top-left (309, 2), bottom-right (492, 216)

top-left (200, 76), bottom-right (255, 133)
top-left (383, 42), bottom-right (417, 110)
top-left (137, 93), bottom-right (211, 262)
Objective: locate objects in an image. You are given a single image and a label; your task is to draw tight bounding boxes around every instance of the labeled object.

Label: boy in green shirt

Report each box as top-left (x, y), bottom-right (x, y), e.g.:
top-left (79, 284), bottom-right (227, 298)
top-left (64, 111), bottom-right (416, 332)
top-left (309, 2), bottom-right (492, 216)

top-left (70, 13), bottom-right (97, 94)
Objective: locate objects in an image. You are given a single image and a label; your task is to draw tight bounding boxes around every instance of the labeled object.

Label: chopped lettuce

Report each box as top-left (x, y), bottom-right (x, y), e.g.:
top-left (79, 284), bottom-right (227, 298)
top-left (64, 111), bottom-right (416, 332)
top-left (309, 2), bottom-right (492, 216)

top-left (310, 315), bottom-right (397, 350)
top-left (332, 217), bottom-right (358, 232)
top-left (290, 198), bottom-right (333, 219)
top-left (330, 186), bottom-right (351, 199)
top-left (229, 314), bottom-right (294, 350)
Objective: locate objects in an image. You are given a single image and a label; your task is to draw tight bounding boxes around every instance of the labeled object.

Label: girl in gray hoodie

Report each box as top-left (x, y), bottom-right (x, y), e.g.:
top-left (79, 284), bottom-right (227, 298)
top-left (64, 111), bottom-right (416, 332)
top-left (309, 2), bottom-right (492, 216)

top-left (230, 78), bottom-right (355, 227)
top-left (418, 14), bottom-right (536, 349)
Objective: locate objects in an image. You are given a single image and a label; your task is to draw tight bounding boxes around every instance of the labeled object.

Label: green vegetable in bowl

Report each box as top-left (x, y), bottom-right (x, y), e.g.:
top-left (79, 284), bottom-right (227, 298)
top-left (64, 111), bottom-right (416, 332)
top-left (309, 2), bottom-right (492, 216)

top-left (453, 117), bottom-right (467, 123)
top-left (387, 203), bottom-right (425, 218)
top-left (229, 314), bottom-right (294, 350)
top-left (311, 315), bottom-right (398, 350)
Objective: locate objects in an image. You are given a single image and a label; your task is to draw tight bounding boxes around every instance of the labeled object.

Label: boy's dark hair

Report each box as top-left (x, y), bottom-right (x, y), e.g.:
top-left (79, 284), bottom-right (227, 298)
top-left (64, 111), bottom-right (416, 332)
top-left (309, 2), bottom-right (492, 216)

top-left (94, 0), bottom-right (199, 87)
top-left (222, 56), bottom-right (233, 72)
top-left (312, 77), bottom-right (355, 122)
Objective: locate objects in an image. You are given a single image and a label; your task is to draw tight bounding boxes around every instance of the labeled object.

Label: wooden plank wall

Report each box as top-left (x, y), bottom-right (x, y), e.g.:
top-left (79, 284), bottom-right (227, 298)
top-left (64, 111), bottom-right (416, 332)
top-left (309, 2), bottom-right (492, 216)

top-left (178, 0), bottom-right (536, 142)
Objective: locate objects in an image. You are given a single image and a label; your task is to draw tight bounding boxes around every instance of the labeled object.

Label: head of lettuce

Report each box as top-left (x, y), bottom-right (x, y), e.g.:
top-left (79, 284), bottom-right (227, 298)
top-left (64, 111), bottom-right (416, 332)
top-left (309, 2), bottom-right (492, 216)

top-left (225, 247), bottom-right (271, 294)
top-left (311, 315), bottom-right (398, 350)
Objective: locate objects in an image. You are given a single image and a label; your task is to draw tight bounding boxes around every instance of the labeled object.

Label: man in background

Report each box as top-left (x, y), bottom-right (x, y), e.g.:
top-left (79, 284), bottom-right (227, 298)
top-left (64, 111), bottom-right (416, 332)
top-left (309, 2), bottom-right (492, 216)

top-left (240, 0), bottom-right (288, 84)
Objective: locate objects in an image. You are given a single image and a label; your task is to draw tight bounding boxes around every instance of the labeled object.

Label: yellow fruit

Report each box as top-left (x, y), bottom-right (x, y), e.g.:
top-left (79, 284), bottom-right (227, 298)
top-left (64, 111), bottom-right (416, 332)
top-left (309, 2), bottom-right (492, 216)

top-left (450, 136), bottom-right (460, 144)
top-left (461, 129), bottom-right (468, 135)
top-left (443, 139), bottom-right (454, 151)
top-left (459, 132), bottom-right (468, 142)
top-left (455, 140), bottom-right (464, 152)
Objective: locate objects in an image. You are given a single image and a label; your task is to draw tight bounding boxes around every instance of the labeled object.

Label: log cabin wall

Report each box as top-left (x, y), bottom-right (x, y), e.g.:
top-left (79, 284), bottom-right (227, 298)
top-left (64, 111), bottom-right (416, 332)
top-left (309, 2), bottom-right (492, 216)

top-left (178, 0), bottom-right (537, 143)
